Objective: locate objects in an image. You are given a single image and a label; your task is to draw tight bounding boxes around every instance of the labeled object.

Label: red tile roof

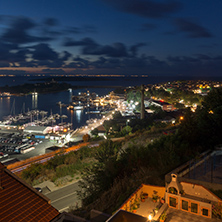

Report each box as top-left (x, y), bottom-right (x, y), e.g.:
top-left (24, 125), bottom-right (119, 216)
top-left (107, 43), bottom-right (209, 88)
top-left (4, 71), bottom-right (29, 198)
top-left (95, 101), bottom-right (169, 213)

top-left (0, 162), bottom-right (60, 222)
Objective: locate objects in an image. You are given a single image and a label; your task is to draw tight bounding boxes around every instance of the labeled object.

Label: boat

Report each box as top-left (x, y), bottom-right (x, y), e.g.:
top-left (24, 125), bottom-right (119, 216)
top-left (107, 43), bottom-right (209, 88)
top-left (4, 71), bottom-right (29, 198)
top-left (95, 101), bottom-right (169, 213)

top-left (74, 106), bottom-right (84, 110)
top-left (85, 110), bottom-right (101, 114)
top-left (67, 105), bottom-right (84, 110)
top-left (67, 105), bottom-right (74, 110)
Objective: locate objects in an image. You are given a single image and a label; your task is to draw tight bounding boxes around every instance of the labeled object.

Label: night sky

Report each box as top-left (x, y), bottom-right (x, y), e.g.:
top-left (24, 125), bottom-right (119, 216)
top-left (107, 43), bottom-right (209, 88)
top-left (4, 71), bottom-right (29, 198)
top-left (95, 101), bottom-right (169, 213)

top-left (0, 0), bottom-right (222, 76)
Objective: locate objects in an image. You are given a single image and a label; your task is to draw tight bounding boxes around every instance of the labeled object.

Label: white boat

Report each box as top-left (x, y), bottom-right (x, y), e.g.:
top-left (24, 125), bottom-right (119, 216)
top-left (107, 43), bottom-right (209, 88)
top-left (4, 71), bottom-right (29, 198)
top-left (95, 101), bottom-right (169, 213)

top-left (74, 106), bottom-right (84, 110)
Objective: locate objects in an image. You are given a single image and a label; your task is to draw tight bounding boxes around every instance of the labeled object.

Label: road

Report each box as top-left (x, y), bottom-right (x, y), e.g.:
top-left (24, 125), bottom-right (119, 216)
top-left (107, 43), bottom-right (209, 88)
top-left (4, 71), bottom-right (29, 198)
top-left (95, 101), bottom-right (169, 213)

top-left (45, 181), bottom-right (82, 212)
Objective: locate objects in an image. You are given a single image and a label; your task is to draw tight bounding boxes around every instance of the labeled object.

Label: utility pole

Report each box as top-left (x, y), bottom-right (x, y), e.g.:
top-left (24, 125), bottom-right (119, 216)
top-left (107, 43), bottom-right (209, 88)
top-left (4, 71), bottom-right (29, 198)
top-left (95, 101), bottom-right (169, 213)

top-left (140, 84), bottom-right (145, 119)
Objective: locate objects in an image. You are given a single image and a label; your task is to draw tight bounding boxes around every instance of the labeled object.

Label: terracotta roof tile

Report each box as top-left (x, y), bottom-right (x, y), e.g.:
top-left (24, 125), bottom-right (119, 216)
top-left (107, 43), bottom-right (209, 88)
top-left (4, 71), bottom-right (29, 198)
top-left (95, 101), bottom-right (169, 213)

top-left (0, 163), bottom-right (60, 222)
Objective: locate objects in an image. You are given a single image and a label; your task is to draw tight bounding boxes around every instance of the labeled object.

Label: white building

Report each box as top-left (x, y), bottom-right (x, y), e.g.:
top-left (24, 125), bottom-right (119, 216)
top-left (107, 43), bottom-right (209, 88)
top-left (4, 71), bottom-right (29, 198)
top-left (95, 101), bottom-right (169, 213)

top-left (24, 126), bottom-right (52, 135)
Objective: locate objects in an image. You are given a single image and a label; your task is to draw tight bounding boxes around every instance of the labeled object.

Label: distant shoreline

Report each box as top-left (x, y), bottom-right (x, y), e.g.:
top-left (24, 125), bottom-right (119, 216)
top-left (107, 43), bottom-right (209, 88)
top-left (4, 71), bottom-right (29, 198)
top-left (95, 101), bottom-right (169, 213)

top-left (70, 85), bottom-right (123, 89)
top-left (30, 76), bottom-right (121, 82)
top-left (0, 81), bottom-right (124, 96)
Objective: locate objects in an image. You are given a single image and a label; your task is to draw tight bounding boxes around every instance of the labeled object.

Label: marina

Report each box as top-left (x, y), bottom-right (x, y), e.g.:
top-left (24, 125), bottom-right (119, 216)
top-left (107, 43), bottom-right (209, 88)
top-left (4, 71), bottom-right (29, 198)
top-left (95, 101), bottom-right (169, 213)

top-left (0, 87), bottom-right (117, 159)
top-left (0, 89), bottom-right (108, 130)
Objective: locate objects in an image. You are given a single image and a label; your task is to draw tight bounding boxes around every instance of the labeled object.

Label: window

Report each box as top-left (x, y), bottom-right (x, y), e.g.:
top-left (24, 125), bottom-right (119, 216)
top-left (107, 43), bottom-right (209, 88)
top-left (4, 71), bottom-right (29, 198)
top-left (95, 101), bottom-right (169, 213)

top-left (169, 197), bottom-right (177, 208)
top-left (191, 203), bottom-right (198, 214)
top-left (182, 200), bottom-right (189, 211)
top-left (202, 208), bottom-right (209, 217)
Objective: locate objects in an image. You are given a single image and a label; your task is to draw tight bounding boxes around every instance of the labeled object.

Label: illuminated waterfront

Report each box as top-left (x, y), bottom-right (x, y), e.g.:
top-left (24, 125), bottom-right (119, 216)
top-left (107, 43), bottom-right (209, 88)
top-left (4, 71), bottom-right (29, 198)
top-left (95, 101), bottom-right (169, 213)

top-left (0, 89), bottom-right (107, 130)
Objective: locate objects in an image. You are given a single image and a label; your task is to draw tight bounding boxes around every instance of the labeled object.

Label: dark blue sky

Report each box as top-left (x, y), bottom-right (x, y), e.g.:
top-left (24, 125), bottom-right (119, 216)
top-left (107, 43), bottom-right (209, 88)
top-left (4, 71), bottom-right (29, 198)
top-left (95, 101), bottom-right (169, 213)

top-left (0, 0), bottom-right (222, 76)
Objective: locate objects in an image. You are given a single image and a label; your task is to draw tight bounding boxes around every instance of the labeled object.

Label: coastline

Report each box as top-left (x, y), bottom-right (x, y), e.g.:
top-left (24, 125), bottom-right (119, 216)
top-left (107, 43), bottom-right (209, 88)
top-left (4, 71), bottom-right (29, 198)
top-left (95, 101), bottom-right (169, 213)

top-left (0, 82), bottom-right (122, 97)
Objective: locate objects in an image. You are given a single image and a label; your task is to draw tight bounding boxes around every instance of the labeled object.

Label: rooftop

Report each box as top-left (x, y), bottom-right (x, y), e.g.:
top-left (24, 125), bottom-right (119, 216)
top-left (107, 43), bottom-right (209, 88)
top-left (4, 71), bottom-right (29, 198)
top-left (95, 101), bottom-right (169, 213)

top-left (0, 162), bottom-right (60, 222)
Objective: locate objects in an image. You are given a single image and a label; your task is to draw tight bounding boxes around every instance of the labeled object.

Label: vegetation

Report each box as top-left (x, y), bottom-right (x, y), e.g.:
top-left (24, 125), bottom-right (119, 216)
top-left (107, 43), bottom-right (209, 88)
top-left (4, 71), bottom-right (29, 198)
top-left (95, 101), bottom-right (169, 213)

top-left (144, 86), bottom-right (203, 107)
top-left (1, 81), bottom-right (72, 95)
top-left (159, 211), bottom-right (167, 221)
top-left (21, 86), bottom-right (222, 219)
top-left (83, 134), bottom-right (90, 142)
top-left (71, 87), bottom-right (222, 218)
top-left (21, 146), bottom-right (97, 185)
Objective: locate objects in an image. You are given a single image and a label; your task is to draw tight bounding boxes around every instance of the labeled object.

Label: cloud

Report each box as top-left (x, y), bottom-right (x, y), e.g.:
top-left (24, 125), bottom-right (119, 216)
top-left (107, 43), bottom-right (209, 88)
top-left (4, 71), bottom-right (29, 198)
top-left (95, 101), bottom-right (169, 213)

top-left (130, 43), bottom-right (146, 57)
top-left (173, 18), bottom-right (213, 38)
top-left (41, 69), bottom-right (66, 74)
top-left (82, 42), bottom-right (129, 57)
top-left (63, 37), bottom-right (97, 47)
top-left (64, 54), bottom-right (222, 76)
top-left (64, 37), bottom-right (129, 57)
top-left (101, 0), bottom-right (182, 18)
top-left (27, 43), bottom-right (72, 68)
top-left (31, 43), bottom-right (59, 61)
top-left (60, 51), bottom-right (72, 61)
top-left (64, 56), bottom-right (90, 68)
top-left (195, 54), bottom-right (212, 61)
top-left (0, 41), bottom-right (30, 67)
top-left (0, 42), bottom-right (18, 60)
top-left (64, 37), bottom-right (147, 58)
top-left (1, 16), bottom-right (53, 44)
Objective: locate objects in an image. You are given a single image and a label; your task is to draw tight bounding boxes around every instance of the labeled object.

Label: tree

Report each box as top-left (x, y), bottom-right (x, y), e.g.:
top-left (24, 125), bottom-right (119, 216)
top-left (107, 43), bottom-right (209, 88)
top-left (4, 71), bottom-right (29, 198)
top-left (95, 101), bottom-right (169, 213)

top-left (202, 87), bottom-right (222, 111)
top-left (178, 108), bottom-right (199, 144)
top-left (94, 140), bottom-right (119, 163)
top-left (83, 134), bottom-right (90, 142)
top-left (112, 111), bottom-right (122, 119)
top-left (121, 125), bottom-right (132, 136)
top-left (91, 128), bottom-right (99, 137)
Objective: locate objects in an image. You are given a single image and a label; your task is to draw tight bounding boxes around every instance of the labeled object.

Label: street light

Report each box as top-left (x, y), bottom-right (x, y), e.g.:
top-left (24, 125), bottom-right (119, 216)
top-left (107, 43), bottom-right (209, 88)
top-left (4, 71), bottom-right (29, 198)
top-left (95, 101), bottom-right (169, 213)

top-left (148, 214), bottom-right (152, 222)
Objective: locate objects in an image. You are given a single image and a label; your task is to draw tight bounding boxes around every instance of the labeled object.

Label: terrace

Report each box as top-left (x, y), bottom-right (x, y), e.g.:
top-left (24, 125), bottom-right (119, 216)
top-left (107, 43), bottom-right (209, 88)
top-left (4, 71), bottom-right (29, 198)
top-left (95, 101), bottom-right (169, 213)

top-left (119, 184), bottom-right (167, 221)
top-left (111, 178), bottom-right (222, 222)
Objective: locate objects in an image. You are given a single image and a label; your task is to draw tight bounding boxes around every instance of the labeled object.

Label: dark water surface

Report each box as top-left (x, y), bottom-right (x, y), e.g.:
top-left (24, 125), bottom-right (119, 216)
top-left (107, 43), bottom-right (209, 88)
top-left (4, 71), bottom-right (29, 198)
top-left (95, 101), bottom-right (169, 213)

top-left (0, 75), bottom-right (221, 129)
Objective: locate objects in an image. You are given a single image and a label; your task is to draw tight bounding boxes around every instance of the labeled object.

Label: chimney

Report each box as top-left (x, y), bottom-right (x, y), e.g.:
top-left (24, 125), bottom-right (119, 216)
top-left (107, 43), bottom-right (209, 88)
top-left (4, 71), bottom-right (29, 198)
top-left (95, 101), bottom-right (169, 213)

top-left (140, 84), bottom-right (145, 119)
top-left (166, 173), bottom-right (182, 195)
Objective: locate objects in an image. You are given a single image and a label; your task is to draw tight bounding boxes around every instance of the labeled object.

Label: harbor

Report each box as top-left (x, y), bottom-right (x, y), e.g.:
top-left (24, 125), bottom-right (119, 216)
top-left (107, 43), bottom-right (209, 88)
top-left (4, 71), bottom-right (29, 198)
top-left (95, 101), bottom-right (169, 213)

top-left (0, 89), bottom-right (117, 162)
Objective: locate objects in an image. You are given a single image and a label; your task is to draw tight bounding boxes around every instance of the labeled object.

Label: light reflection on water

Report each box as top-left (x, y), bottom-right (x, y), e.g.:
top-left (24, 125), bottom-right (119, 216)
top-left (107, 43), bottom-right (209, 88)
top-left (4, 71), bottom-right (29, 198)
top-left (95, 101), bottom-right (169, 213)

top-left (75, 110), bottom-right (82, 123)
top-left (0, 89), bottom-right (106, 130)
top-left (32, 93), bottom-right (38, 109)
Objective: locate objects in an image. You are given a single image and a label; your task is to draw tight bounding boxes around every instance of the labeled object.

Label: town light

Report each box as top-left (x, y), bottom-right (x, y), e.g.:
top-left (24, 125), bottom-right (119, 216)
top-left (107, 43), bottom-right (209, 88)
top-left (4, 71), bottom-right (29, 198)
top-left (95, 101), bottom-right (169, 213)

top-left (148, 214), bottom-right (152, 222)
